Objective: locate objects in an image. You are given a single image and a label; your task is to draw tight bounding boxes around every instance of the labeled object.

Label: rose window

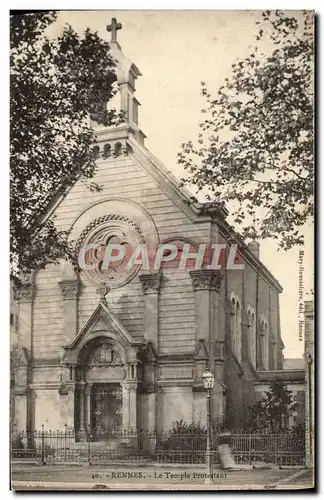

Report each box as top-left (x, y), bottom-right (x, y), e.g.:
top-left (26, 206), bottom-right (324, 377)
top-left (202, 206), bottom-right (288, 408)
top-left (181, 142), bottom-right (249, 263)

top-left (76, 214), bottom-right (145, 288)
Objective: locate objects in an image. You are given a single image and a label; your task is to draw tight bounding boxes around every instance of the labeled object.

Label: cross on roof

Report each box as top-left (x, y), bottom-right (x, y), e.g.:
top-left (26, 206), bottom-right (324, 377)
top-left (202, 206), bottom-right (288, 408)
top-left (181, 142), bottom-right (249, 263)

top-left (106, 17), bottom-right (122, 43)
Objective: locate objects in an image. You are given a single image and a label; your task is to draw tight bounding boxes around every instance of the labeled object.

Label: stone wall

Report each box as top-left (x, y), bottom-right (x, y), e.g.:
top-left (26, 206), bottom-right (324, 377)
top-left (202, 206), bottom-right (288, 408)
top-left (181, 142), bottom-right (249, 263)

top-left (31, 151), bottom-right (211, 364)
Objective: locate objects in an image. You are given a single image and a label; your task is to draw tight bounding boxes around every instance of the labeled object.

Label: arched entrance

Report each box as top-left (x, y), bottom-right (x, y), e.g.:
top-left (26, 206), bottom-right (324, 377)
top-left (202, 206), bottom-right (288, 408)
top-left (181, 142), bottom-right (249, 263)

top-left (74, 336), bottom-right (127, 440)
top-left (61, 298), bottom-right (145, 440)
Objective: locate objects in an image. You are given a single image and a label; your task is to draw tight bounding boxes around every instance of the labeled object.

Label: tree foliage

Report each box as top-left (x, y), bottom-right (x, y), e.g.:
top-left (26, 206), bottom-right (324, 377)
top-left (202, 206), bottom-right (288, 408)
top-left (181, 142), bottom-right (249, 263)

top-left (248, 379), bottom-right (297, 431)
top-left (10, 12), bottom-right (121, 279)
top-left (178, 10), bottom-right (314, 250)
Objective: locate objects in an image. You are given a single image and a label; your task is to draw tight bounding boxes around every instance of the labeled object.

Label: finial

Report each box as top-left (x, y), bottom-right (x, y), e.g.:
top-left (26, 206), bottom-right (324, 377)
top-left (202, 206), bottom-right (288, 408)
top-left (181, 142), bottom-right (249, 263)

top-left (106, 17), bottom-right (122, 44)
top-left (96, 282), bottom-right (109, 302)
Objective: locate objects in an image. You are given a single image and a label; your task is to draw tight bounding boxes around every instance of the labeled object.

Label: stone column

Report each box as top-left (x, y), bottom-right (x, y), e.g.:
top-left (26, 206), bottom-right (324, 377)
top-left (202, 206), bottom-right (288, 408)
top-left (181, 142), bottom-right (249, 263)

top-left (140, 342), bottom-right (157, 444)
top-left (146, 387), bottom-right (156, 432)
top-left (85, 384), bottom-right (92, 432)
top-left (79, 381), bottom-right (86, 435)
top-left (15, 279), bottom-right (34, 350)
top-left (59, 279), bottom-right (79, 344)
top-left (128, 382), bottom-right (138, 430)
top-left (213, 340), bottom-right (226, 420)
top-left (190, 270), bottom-right (224, 422)
top-left (59, 364), bottom-right (76, 430)
top-left (139, 273), bottom-right (161, 351)
top-left (13, 278), bottom-right (34, 432)
top-left (271, 338), bottom-right (277, 370)
top-left (122, 381), bottom-right (130, 429)
top-left (66, 385), bottom-right (75, 429)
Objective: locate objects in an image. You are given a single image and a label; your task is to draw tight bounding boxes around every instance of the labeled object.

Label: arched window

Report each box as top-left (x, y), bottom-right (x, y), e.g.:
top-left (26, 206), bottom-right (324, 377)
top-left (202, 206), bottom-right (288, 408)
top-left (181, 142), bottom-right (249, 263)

top-left (114, 142), bottom-right (122, 157)
top-left (230, 295), bottom-right (242, 362)
top-left (93, 145), bottom-right (100, 159)
top-left (257, 318), bottom-right (269, 370)
top-left (247, 308), bottom-right (257, 368)
top-left (103, 143), bottom-right (111, 159)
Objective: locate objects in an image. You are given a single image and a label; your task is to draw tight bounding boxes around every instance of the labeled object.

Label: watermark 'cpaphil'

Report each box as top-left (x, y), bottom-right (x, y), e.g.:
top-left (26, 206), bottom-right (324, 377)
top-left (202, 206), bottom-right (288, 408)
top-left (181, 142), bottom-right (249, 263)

top-left (78, 242), bottom-right (244, 277)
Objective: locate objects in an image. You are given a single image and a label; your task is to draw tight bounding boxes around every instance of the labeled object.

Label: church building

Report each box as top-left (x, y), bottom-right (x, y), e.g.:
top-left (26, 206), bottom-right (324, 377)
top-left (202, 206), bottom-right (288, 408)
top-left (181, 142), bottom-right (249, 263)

top-left (11, 19), bottom-right (285, 439)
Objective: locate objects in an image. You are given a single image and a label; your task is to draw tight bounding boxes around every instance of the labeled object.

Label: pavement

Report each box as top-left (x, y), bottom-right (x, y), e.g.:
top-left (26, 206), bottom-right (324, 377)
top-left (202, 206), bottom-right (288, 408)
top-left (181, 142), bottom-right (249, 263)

top-left (10, 463), bottom-right (315, 491)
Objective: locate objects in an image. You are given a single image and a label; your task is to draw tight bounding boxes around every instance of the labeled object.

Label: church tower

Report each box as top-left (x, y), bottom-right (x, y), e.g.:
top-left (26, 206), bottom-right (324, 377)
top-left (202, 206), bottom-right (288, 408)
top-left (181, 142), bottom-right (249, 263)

top-left (94, 18), bottom-right (146, 155)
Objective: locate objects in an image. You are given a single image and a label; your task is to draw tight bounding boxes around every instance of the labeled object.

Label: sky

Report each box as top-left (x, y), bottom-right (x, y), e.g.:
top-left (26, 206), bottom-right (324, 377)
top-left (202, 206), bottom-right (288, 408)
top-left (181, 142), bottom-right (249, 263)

top-left (50, 10), bottom-right (314, 358)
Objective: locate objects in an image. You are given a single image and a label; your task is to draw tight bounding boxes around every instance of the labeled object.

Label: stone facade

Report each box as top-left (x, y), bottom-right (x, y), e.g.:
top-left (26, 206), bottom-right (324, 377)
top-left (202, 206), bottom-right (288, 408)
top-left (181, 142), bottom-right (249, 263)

top-left (11, 26), bottom-right (288, 437)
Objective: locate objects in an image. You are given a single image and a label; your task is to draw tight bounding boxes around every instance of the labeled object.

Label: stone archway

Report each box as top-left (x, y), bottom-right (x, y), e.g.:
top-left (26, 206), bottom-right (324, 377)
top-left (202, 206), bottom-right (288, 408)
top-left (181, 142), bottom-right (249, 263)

top-left (75, 336), bottom-right (127, 440)
top-left (60, 299), bottom-right (144, 439)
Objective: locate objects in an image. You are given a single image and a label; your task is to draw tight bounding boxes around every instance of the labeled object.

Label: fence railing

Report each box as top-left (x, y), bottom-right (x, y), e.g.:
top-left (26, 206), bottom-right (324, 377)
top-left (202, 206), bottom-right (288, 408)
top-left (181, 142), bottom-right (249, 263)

top-left (11, 428), bottom-right (305, 467)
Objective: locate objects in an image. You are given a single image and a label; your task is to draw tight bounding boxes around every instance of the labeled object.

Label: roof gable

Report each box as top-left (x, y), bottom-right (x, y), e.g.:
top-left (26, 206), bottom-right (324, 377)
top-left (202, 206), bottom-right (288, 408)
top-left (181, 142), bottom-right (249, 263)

top-left (62, 299), bottom-right (144, 365)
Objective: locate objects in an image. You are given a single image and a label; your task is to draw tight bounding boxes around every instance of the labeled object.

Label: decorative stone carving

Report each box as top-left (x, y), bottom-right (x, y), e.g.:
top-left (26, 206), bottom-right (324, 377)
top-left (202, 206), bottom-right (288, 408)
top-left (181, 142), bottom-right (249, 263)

top-left (75, 214), bottom-right (145, 288)
top-left (87, 342), bottom-right (122, 367)
top-left (59, 279), bottom-right (79, 300)
top-left (139, 273), bottom-right (161, 294)
top-left (13, 284), bottom-right (33, 302)
top-left (58, 383), bottom-right (69, 396)
top-left (190, 270), bottom-right (223, 292)
top-left (96, 282), bottom-right (109, 301)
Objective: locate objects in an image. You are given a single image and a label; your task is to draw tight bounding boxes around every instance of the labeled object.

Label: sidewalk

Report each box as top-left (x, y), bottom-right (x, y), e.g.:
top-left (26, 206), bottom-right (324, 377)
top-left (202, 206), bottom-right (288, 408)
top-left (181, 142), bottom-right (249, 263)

top-left (11, 463), bottom-right (314, 491)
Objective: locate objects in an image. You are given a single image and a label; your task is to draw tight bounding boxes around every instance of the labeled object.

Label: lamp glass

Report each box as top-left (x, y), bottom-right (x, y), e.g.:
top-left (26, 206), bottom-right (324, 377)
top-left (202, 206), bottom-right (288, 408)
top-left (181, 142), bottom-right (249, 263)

top-left (202, 369), bottom-right (215, 389)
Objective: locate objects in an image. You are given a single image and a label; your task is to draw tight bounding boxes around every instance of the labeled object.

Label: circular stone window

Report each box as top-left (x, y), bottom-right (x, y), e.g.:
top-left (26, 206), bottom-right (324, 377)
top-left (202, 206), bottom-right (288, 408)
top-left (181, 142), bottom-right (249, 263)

top-left (75, 214), bottom-right (145, 289)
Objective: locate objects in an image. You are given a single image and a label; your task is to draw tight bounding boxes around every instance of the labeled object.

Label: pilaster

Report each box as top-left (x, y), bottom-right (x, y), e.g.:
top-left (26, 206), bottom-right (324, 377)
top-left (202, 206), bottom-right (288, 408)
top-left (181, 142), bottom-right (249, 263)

top-left (79, 381), bottom-right (86, 434)
top-left (66, 385), bottom-right (75, 429)
top-left (59, 279), bottom-right (79, 343)
top-left (13, 276), bottom-right (34, 432)
top-left (271, 337), bottom-right (278, 370)
top-left (59, 364), bottom-right (76, 430)
top-left (14, 278), bottom-right (34, 355)
top-left (190, 269), bottom-right (223, 345)
top-left (190, 270), bottom-right (224, 422)
top-left (60, 384), bottom-right (76, 430)
top-left (128, 382), bottom-right (138, 430)
top-left (139, 272), bottom-right (161, 351)
top-left (140, 342), bottom-right (157, 432)
top-left (85, 383), bottom-right (92, 431)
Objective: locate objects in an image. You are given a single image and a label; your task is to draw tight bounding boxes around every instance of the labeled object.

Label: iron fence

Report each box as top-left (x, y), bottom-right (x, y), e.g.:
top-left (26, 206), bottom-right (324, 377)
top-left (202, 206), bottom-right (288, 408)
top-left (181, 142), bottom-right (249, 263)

top-left (11, 427), bottom-right (305, 467)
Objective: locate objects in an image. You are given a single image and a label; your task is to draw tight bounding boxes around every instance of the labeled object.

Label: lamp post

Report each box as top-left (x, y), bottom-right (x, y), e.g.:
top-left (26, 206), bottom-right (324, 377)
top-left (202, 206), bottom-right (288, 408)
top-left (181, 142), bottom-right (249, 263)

top-left (202, 369), bottom-right (215, 485)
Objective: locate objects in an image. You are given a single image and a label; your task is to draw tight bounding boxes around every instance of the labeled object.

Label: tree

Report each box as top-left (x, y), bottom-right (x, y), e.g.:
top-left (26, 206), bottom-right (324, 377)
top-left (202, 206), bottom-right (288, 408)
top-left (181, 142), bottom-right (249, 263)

top-left (248, 379), bottom-right (296, 431)
top-left (178, 10), bottom-right (314, 250)
top-left (10, 12), bottom-right (121, 280)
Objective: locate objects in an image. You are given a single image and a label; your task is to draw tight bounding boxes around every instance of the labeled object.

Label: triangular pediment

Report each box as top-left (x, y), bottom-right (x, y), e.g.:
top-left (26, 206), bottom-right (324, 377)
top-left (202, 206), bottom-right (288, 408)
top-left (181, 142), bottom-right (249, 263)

top-left (62, 300), bottom-right (143, 365)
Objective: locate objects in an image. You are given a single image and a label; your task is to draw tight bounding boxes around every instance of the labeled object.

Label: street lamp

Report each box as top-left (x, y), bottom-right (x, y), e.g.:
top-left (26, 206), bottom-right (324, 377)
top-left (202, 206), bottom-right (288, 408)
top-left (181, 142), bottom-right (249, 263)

top-left (202, 369), bottom-right (215, 485)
